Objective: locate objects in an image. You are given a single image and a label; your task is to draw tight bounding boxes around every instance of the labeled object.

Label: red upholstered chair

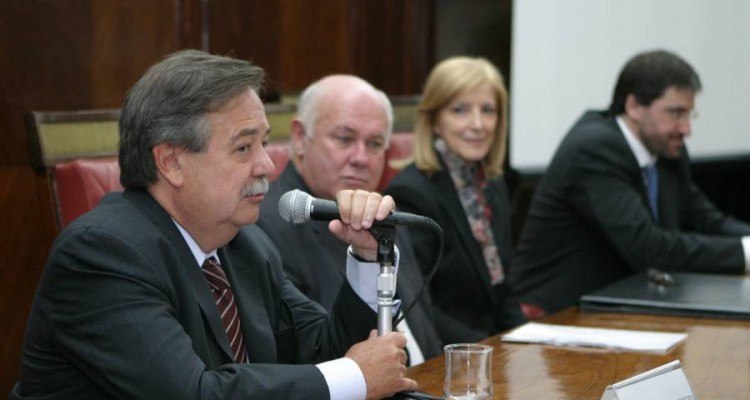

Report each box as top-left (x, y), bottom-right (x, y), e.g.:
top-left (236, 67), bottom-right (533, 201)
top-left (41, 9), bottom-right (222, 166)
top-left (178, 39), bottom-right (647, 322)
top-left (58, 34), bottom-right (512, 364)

top-left (28, 107), bottom-right (410, 229)
top-left (49, 143), bottom-right (291, 229)
top-left (25, 109), bottom-right (122, 230)
top-left (50, 144), bottom-right (293, 229)
top-left (377, 132), bottom-right (414, 192)
top-left (46, 134), bottom-right (413, 229)
top-left (53, 158), bottom-right (123, 228)
top-left (46, 141), bottom-right (292, 229)
top-left (27, 107), bottom-right (298, 230)
top-left (43, 135), bottom-right (412, 229)
top-left (265, 142), bottom-right (290, 182)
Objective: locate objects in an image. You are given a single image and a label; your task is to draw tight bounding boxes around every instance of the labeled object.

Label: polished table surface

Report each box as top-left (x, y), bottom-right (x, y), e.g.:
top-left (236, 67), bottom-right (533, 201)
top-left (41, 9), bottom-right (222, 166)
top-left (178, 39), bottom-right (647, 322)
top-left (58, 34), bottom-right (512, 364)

top-left (407, 307), bottom-right (750, 399)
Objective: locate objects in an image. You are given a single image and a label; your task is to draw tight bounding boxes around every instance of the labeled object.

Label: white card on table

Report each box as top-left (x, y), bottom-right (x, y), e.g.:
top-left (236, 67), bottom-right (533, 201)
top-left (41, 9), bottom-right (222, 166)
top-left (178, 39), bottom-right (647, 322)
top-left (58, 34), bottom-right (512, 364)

top-left (600, 360), bottom-right (695, 400)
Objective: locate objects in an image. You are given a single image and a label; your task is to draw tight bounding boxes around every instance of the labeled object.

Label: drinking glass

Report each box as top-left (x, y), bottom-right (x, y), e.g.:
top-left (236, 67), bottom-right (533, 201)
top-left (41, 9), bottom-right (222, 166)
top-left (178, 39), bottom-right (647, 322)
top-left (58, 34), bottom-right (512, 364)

top-left (443, 343), bottom-right (493, 400)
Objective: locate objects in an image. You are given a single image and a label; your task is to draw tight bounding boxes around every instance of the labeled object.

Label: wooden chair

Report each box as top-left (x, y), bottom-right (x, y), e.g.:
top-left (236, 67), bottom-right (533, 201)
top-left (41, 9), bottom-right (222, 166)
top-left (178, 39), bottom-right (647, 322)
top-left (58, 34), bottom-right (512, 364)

top-left (391, 95), bottom-right (420, 132)
top-left (26, 109), bottom-right (122, 229)
top-left (25, 101), bottom-right (412, 229)
top-left (52, 158), bottom-right (123, 228)
top-left (26, 104), bottom-right (299, 229)
top-left (26, 109), bottom-right (121, 170)
top-left (378, 132), bottom-right (414, 191)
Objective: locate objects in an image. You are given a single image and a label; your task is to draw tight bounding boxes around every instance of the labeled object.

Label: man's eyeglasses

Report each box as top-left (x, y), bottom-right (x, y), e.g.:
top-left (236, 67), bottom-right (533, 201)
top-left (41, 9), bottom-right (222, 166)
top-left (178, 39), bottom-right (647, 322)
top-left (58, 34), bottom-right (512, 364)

top-left (664, 107), bottom-right (698, 123)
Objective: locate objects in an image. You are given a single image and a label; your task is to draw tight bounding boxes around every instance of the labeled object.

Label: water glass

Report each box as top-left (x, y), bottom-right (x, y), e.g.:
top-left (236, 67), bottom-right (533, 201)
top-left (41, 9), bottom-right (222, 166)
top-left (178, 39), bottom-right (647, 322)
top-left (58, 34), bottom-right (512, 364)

top-left (443, 343), bottom-right (493, 399)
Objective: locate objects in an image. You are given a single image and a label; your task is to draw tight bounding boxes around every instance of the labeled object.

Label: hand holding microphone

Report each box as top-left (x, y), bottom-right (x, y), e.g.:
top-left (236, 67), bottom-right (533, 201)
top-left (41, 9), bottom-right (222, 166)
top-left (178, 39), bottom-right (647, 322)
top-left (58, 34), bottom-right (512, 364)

top-left (331, 190), bottom-right (396, 261)
top-left (280, 189), bottom-right (405, 336)
top-left (279, 189), bottom-right (395, 260)
top-left (279, 189), bottom-right (443, 261)
top-left (278, 189), bottom-right (442, 229)
top-left (279, 189), bottom-right (445, 338)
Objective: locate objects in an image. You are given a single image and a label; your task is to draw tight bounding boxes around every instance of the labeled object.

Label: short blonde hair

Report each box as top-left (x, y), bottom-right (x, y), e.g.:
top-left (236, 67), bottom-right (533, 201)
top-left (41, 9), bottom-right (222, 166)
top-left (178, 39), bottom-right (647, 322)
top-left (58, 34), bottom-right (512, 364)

top-left (413, 56), bottom-right (508, 178)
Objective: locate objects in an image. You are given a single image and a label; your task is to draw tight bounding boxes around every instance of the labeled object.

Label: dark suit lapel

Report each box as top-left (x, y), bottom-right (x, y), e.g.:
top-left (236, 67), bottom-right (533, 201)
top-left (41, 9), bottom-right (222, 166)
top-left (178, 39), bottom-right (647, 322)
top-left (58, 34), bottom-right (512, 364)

top-left (656, 160), bottom-right (679, 229)
top-left (432, 170), bottom-right (495, 296)
top-left (124, 189), bottom-right (236, 362)
top-left (219, 246), bottom-right (277, 363)
top-left (635, 161), bottom-right (659, 224)
top-left (278, 164), bottom-right (347, 276)
top-left (484, 180), bottom-right (510, 267)
top-left (609, 122), bottom-right (658, 224)
top-left (282, 163), bottom-right (348, 274)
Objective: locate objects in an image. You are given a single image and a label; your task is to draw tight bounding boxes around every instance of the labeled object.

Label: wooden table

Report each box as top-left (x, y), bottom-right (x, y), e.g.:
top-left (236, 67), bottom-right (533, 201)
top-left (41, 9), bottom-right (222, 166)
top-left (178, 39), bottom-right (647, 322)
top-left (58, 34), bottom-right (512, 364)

top-left (407, 308), bottom-right (750, 399)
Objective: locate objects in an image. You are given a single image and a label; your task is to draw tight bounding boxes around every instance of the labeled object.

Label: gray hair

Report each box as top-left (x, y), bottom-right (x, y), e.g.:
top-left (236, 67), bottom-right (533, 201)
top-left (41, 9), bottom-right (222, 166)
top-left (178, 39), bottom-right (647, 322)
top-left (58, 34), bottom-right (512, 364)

top-left (119, 49), bottom-right (265, 189)
top-left (295, 75), bottom-right (393, 145)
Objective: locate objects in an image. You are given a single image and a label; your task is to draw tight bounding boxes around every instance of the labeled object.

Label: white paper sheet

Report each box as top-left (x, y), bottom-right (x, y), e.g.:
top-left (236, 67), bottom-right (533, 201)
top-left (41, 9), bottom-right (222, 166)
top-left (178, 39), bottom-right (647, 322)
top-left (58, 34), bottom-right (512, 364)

top-left (501, 322), bottom-right (686, 353)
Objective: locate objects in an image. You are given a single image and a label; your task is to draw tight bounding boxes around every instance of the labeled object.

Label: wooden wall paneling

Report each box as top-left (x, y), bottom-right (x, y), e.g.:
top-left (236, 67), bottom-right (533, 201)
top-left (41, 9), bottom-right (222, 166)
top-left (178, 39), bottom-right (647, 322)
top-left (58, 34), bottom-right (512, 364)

top-left (0, 167), bottom-right (57, 394)
top-left (179, 0), bottom-right (210, 50)
top-left (434, 0), bottom-right (513, 83)
top-left (0, 0), bottom-right (95, 392)
top-left (0, 0), bottom-right (190, 393)
top-left (349, 0), bottom-right (434, 95)
top-left (205, 0), bottom-right (435, 96)
top-left (90, 0), bottom-right (183, 108)
top-left (276, 0), bottom-right (353, 93)
top-left (397, 0), bottom-right (435, 94)
top-left (205, 0), bottom-right (285, 99)
top-left (203, 0), bottom-right (358, 96)
top-left (0, 0), bottom-right (93, 167)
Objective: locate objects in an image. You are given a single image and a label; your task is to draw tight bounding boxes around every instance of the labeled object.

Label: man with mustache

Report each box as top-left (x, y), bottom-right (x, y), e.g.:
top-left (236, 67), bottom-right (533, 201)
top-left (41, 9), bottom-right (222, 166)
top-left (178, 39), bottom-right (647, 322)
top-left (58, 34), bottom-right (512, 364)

top-left (509, 49), bottom-right (750, 317)
top-left (9, 51), bottom-right (417, 399)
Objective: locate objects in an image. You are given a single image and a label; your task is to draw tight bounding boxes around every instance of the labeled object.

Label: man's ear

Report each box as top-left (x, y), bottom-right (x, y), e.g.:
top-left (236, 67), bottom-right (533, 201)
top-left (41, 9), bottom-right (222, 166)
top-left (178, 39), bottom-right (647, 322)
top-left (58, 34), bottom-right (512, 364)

top-left (152, 143), bottom-right (185, 187)
top-left (290, 119), bottom-right (308, 158)
top-left (624, 94), bottom-right (642, 122)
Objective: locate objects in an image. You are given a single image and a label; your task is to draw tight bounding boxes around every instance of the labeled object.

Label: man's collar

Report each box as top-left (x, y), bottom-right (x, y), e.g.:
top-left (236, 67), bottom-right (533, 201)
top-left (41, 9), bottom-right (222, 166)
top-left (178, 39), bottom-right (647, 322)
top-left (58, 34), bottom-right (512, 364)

top-left (173, 219), bottom-right (218, 267)
top-left (616, 115), bottom-right (657, 167)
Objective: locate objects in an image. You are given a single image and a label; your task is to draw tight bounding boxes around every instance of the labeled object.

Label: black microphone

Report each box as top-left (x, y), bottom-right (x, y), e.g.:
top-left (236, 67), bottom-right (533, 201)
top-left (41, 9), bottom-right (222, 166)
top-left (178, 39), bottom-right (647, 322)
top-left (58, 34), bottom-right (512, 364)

top-left (278, 189), bottom-right (440, 229)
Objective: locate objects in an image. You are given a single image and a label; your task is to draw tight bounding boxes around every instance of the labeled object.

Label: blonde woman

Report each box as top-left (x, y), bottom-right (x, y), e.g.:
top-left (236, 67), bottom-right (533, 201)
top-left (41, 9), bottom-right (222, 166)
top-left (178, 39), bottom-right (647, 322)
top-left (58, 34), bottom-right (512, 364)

top-left (386, 56), bottom-right (524, 336)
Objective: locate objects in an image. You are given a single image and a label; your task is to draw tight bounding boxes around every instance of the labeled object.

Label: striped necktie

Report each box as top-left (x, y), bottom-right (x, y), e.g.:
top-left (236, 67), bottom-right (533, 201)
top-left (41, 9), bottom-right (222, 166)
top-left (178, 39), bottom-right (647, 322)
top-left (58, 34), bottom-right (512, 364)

top-left (642, 164), bottom-right (659, 221)
top-left (202, 257), bottom-right (248, 363)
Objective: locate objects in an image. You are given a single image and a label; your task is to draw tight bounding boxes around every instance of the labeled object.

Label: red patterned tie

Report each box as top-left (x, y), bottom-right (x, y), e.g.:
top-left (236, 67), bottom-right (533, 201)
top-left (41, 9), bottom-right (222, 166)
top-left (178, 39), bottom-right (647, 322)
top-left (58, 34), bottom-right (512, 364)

top-left (201, 257), bottom-right (248, 363)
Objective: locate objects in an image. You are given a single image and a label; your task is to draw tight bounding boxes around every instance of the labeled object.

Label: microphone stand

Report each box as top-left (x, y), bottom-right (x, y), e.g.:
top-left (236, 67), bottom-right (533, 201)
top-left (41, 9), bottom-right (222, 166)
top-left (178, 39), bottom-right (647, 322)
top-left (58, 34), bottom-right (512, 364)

top-left (369, 225), bottom-right (396, 336)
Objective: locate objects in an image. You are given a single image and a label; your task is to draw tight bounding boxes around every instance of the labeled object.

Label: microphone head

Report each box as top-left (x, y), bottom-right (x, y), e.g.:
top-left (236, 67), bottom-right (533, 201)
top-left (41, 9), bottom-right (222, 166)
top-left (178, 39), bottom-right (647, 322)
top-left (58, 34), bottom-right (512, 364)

top-left (278, 189), bottom-right (312, 224)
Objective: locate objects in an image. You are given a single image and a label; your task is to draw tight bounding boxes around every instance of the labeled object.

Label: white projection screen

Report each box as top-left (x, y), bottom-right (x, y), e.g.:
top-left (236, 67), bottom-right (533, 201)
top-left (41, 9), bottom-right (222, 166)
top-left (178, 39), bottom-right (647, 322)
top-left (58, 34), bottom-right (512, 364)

top-left (509, 0), bottom-right (750, 172)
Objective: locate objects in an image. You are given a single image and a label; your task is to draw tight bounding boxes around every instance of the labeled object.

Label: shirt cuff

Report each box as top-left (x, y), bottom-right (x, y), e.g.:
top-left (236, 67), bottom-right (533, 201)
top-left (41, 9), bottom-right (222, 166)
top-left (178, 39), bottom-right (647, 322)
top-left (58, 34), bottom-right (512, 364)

top-left (317, 357), bottom-right (366, 400)
top-left (742, 236), bottom-right (750, 272)
top-left (346, 245), bottom-right (400, 312)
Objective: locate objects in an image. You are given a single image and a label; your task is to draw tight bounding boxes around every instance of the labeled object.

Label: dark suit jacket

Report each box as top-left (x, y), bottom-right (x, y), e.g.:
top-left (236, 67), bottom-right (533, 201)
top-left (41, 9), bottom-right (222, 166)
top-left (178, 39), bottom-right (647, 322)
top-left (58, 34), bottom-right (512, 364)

top-left (10, 189), bottom-right (377, 399)
top-left (385, 157), bottom-right (523, 336)
top-left (258, 165), bottom-right (484, 359)
top-left (509, 110), bottom-right (750, 314)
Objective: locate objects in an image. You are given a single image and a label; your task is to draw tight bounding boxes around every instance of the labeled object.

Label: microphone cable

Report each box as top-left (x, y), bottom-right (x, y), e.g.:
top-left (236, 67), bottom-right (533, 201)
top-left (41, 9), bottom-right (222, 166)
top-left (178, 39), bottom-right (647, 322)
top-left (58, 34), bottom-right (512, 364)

top-left (392, 222), bottom-right (444, 328)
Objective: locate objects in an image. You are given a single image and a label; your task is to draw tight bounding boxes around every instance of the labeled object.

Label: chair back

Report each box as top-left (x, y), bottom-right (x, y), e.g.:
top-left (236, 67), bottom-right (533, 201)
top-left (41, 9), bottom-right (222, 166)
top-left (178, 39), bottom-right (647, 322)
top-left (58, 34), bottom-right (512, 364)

top-left (53, 158), bottom-right (123, 227)
top-left (378, 132), bottom-right (414, 191)
top-left (26, 109), bottom-right (121, 229)
top-left (27, 106), bottom-right (411, 229)
top-left (26, 109), bottom-right (121, 170)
